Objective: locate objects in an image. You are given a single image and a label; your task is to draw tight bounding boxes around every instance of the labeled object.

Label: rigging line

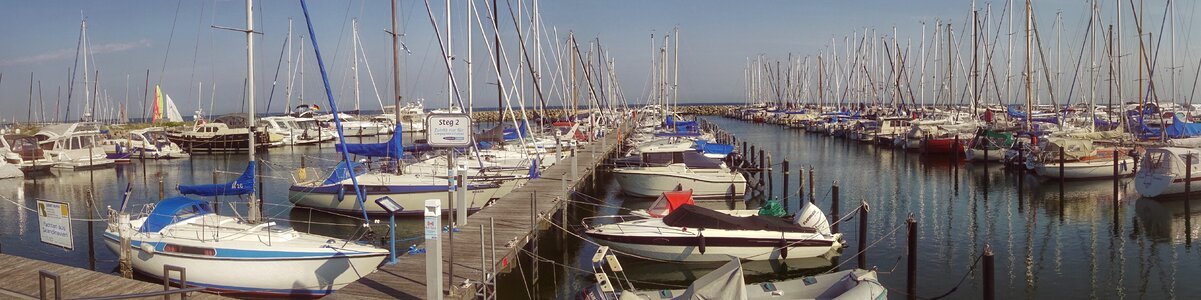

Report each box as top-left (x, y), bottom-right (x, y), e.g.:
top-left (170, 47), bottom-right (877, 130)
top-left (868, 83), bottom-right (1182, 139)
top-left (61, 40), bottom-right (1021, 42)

top-left (185, 0), bottom-right (207, 110)
top-left (157, 0), bottom-right (185, 85)
top-left (263, 33), bottom-right (291, 114)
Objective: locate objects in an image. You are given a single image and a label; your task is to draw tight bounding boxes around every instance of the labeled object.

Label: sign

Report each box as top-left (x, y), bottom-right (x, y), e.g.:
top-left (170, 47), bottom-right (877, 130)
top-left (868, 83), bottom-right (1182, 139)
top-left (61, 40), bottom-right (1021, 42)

top-left (37, 200), bottom-right (73, 250)
top-left (424, 199), bottom-right (441, 241)
top-left (426, 113), bottom-right (473, 148)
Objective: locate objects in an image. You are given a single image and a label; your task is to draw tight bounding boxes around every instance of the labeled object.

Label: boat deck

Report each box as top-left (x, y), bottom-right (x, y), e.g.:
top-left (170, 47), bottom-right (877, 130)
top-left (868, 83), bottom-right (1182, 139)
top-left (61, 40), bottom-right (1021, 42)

top-left (328, 127), bottom-right (626, 299)
top-left (0, 253), bottom-right (228, 299)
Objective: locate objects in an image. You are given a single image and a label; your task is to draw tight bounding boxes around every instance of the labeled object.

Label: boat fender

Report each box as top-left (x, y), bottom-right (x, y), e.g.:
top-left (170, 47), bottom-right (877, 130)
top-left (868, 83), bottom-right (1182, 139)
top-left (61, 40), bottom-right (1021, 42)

top-left (779, 238), bottom-right (789, 259)
top-left (337, 186), bottom-right (345, 202)
top-left (140, 243), bottom-right (155, 255)
top-left (697, 229), bottom-right (706, 255)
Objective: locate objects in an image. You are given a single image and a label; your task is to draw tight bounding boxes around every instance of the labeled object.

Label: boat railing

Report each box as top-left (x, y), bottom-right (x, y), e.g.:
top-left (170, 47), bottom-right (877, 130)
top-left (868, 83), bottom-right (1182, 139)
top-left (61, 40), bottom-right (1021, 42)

top-left (581, 215), bottom-right (695, 236)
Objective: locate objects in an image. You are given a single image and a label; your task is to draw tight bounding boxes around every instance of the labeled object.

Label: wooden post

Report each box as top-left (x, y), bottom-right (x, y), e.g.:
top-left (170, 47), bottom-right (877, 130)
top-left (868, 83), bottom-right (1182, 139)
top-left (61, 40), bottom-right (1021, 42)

top-left (1187, 154), bottom-right (1193, 235)
top-left (808, 166), bottom-right (816, 203)
top-left (1059, 146), bottom-right (1065, 221)
top-left (906, 216), bottom-right (917, 300)
top-left (983, 244), bottom-right (995, 300)
top-left (797, 165), bottom-right (805, 207)
top-left (766, 153), bottom-right (774, 199)
top-left (857, 201), bottom-right (868, 269)
top-left (782, 159), bottom-right (789, 211)
top-left (831, 182), bottom-right (840, 234)
top-left (1113, 149), bottom-right (1119, 204)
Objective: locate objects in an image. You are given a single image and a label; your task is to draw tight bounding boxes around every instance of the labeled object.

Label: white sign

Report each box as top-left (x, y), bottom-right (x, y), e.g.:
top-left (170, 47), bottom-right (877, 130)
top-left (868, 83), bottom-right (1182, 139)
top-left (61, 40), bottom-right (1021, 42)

top-left (426, 113), bottom-right (473, 148)
top-left (37, 200), bottom-right (73, 250)
top-left (424, 199), bottom-right (441, 241)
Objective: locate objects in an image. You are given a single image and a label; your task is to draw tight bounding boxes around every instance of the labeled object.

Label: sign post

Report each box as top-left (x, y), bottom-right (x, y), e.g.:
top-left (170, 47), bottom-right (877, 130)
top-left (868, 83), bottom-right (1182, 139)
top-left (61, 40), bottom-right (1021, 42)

top-left (37, 200), bottom-right (73, 250)
top-left (374, 197), bottom-right (403, 265)
top-left (424, 199), bottom-right (443, 300)
top-left (427, 113), bottom-right (473, 227)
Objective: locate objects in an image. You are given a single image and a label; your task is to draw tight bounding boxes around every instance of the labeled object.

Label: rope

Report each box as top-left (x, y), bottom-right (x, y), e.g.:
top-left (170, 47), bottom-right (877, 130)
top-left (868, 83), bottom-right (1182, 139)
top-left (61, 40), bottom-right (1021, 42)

top-left (0, 193), bottom-right (110, 222)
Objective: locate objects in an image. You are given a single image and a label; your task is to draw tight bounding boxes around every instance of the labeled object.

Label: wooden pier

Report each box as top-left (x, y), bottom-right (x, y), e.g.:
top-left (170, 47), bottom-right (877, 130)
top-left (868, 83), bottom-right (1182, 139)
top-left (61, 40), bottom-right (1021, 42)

top-left (328, 128), bottom-right (626, 299)
top-left (0, 254), bottom-right (227, 299)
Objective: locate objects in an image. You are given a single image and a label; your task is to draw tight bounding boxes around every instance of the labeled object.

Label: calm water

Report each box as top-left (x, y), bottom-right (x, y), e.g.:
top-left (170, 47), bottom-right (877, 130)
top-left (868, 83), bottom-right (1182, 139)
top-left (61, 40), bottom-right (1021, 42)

top-left (503, 116), bottom-right (1199, 300)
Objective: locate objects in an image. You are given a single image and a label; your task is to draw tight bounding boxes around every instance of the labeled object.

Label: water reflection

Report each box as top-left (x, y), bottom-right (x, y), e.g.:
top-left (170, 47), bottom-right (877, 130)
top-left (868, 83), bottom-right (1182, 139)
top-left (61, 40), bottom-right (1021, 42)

top-left (1135, 198), bottom-right (1201, 245)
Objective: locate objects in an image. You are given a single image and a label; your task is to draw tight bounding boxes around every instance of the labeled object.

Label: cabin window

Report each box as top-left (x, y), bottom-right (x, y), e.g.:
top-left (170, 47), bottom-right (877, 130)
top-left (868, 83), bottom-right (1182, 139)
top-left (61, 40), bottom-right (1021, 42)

top-left (163, 244), bottom-right (216, 256)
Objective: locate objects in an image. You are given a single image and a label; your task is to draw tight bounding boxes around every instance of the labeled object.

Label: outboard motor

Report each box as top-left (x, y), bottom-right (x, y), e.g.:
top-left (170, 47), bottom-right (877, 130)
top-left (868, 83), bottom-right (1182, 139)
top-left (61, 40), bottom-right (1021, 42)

top-left (797, 203), bottom-right (832, 236)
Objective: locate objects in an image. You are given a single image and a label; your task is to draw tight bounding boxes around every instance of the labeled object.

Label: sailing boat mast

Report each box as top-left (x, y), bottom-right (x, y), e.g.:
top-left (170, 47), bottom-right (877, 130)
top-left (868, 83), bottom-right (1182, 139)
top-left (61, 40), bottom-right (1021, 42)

top-left (1024, 0), bottom-right (1032, 131)
top-left (352, 19), bottom-right (360, 112)
top-left (391, 0), bottom-right (402, 132)
top-left (245, 0), bottom-right (260, 222)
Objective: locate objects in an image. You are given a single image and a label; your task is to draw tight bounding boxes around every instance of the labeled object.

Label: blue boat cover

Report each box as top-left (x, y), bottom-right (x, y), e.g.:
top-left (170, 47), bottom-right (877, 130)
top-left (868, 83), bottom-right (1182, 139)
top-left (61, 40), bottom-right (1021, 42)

top-left (694, 140), bottom-right (734, 156)
top-left (179, 162), bottom-right (255, 196)
top-left (503, 121), bottom-right (529, 141)
top-left (336, 125), bottom-right (405, 159)
top-left (1166, 115), bottom-right (1201, 138)
top-left (528, 159), bottom-right (539, 179)
top-left (1006, 106), bottom-right (1060, 124)
top-left (140, 196), bottom-right (212, 233)
top-left (324, 161), bottom-right (366, 185)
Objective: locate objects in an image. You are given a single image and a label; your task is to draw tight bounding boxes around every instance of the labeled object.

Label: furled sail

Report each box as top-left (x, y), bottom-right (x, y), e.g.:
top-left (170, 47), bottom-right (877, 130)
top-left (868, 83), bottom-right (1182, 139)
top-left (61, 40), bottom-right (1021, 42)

top-left (178, 162), bottom-right (256, 196)
top-left (335, 125), bottom-right (405, 159)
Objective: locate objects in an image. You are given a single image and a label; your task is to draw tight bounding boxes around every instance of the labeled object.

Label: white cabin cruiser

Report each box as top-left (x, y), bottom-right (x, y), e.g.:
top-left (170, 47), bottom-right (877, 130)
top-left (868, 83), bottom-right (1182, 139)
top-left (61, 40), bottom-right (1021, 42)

top-left (1, 134), bottom-right (53, 173)
top-left (612, 151), bottom-right (746, 198)
top-left (34, 122), bottom-right (115, 169)
top-left (585, 195), bottom-right (841, 262)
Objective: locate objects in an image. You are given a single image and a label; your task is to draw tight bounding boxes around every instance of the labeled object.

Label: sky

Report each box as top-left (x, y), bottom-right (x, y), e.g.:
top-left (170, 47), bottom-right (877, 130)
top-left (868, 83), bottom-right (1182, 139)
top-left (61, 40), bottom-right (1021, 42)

top-left (0, 0), bottom-right (1197, 122)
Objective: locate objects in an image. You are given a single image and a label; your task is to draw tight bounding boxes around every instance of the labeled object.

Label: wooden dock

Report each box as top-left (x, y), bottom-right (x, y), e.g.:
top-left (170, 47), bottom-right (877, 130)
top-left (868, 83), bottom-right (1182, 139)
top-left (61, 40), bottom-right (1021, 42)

top-left (328, 130), bottom-right (625, 299)
top-left (0, 254), bottom-right (227, 299)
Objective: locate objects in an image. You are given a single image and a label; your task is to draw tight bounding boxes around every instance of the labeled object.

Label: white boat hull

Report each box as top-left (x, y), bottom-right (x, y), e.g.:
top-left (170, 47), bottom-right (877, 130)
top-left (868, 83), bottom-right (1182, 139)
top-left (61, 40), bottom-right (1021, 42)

top-left (102, 236), bottom-right (385, 296)
top-left (1035, 158), bottom-right (1134, 180)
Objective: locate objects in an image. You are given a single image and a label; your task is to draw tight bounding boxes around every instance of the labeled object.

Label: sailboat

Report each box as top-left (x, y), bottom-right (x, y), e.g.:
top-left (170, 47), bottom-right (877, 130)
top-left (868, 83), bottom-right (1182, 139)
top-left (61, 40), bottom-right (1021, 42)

top-left (104, 1), bottom-right (387, 296)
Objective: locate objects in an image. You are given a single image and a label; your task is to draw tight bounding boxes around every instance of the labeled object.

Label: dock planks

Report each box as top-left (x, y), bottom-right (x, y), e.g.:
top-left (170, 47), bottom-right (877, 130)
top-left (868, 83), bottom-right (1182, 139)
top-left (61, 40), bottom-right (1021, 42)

top-left (0, 253), bottom-right (228, 299)
top-left (329, 131), bottom-right (623, 299)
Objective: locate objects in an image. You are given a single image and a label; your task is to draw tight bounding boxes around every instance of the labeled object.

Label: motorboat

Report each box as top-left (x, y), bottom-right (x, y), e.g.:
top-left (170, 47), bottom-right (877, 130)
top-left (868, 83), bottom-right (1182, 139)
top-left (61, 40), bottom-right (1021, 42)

top-left (0, 159), bottom-right (21, 179)
top-left (260, 116), bottom-right (335, 145)
top-left (1, 134), bottom-right (53, 173)
top-left (127, 128), bottom-right (189, 159)
top-left (581, 253), bottom-right (884, 300)
top-left (104, 197), bottom-right (388, 296)
top-left (584, 193), bottom-right (842, 262)
top-left (34, 122), bottom-right (115, 169)
top-left (612, 151), bottom-right (747, 198)
top-left (165, 114), bottom-right (271, 153)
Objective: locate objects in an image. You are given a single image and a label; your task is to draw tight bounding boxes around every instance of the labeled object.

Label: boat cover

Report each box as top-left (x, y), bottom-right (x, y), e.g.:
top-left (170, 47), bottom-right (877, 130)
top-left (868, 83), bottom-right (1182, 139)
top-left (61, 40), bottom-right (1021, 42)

top-left (647, 190), bottom-right (695, 217)
top-left (662, 204), bottom-right (815, 233)
top-left (178, 162), bottom-right (255, 196)
top-left (503, 120), bottom-right (529, 141)
top-left (336, 125), bottom-right (405, 159)
top-left (675, 257), bottom-right (748, 300)
top-left (140, 196), bottom-right (212, 233)
top-left (323, 161), bottom-right (366, 185)
top-left (694, 140), bottom-right (734, 156)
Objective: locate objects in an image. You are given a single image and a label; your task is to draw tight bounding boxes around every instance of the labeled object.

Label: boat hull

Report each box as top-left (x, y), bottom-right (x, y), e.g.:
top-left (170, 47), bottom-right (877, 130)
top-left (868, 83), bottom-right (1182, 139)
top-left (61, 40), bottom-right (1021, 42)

top-left (1035, 158), bottom-right (1134, 180)
top-left (288, 179), bottom-right (515, 216)
top-left (102, 235), bottom-right (386, 296)
top-left (587, 231), bottom-right (841, 262)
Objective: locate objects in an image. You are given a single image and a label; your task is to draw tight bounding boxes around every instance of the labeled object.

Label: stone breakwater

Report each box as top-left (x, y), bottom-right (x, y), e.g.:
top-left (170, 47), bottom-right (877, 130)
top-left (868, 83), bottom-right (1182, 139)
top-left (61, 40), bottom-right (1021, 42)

top-left (468, 105), bottom-right (736, 122)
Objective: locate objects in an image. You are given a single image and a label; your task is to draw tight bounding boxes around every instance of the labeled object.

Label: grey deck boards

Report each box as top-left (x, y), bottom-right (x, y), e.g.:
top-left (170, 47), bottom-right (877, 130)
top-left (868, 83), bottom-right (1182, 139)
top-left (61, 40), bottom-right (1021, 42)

top-left (329, 132), bottom-right (622, 299)
top-left (0, 254), bottom-right (228, 299)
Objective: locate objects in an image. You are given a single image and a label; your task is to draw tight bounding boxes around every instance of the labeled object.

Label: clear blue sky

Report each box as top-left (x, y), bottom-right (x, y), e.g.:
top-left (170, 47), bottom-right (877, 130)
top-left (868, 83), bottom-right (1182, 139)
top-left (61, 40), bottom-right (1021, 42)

top-left (0, 0), bottom-right (1194, 122)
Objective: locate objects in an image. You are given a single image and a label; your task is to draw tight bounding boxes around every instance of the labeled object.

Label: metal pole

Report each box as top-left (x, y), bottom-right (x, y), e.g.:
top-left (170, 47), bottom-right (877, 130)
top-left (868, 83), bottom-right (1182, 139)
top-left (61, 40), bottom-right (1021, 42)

top-left (808, 166), bottom-right (815, 203)
top-left (388, 213), bottom-right (397, 264)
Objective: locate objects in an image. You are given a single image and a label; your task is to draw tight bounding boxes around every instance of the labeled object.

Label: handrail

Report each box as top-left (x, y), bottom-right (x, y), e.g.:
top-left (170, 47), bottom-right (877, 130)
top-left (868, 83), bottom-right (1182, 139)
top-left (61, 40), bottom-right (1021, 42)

top-left (37, 264), bottom-right (199, 300)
